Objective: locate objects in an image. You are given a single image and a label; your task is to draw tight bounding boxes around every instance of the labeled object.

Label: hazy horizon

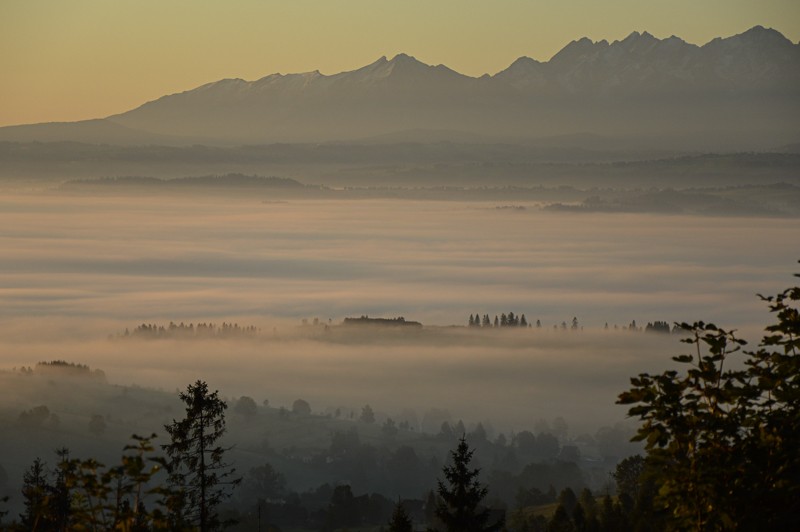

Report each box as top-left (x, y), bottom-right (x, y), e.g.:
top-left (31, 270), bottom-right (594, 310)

top-left (2, 1), bottom-right (799, 127)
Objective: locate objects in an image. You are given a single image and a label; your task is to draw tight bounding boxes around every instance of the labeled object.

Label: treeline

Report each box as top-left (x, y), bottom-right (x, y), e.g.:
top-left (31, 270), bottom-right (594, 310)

top-left (12, 360), bottom-right (106, 381)
top-left (114, 317), bottom-right (677, 339)
top-left (469, 314), bottom-right (677, 333)
top-left (118, 322), bottom-right (259, 339)
top-left (1, 382), bottom-right (512, 531)
top-left (468, 312), bottom-right (532, 328)
top-left (606, 320), bottom-right (675, 333)
top-left (62, 173), bottom-right (307, 189)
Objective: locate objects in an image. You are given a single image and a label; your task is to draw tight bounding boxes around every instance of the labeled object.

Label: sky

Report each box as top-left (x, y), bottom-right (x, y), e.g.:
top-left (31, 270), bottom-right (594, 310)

top-left (1, 0), bottom-right (799, 127)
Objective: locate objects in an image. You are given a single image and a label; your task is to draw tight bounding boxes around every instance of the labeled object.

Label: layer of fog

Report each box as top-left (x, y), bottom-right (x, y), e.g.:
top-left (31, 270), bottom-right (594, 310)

top-left (0, 327), bottom-right (682, 434)
top-left (1, 192), bottom-right (797, 433)
top-left (2, 193), bottom-right (796, 326)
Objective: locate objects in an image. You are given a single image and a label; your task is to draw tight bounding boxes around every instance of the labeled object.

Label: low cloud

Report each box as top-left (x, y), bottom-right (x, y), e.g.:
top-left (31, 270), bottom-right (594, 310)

top-left (0, 192), bottom-right (795, 432)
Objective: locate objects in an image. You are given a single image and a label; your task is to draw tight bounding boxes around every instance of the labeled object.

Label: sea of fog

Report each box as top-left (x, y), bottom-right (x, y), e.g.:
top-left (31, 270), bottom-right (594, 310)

top-left (1, 192), bottom-right (797, 431)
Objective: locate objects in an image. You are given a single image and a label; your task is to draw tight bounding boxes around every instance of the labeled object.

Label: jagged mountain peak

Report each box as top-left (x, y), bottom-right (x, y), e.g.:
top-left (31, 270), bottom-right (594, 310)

top-left (492, 55), bottom-right (547, 86)
top-left (549, 36), bottom-right (600, 63)
top-left (508, 56), bottom-right (542, 68)
top-left (93, 25), bottom-right (798, 147)
top-left (614, 30), bottom-right (661, 54)
top-left (495, 56), bottom-right (543, 76)
top-left (389, 52), bottom-right (421, 64)
top-left (705, 25), bottom-right (796, 50)
top-left (345, 53), bottom-right (438, 78)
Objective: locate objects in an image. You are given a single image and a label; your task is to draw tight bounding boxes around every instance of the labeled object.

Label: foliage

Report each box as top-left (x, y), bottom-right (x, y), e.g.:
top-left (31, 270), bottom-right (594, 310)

top-left (35, 360), bottom-right (106, 380)
top-left (240, 463), bottom-right (286, 507)
top-left (291, 398), bottom-right (311, 416)
top-left (434, 436), bottom-right (504, 532)
top-left (360, 404), bottom-right (376, 424)
top-left (468, 312), bottom-right (529, 328)
top-left (618, 273), bottom-right (800, 530)
top-left (382, 417), bottom-right (399, 437)
top-left (20, 457), bottom-right (50, 530)
top-left (163, 380), bottom-right (241, 531)
top-left (233, 396), bottom-right (257, 418)
top-left (388, 500), bottom-right (414, 532)
top-left (17, 405), bottom-right (53, 428)
top-left (125, 321), bottom-right (258, 340)
top-left (19, 435), bottom-right (168, 530)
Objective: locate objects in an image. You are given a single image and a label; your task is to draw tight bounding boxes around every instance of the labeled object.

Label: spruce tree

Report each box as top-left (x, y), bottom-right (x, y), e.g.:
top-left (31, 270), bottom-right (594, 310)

top-left (389, 500), bottom-right (414, 532)
top-left (434, 436), bottom-right (504, 532)
top-left (20, 458), bottom-right (50, 529)
top-left (163, 380), bottom-right (240, 531)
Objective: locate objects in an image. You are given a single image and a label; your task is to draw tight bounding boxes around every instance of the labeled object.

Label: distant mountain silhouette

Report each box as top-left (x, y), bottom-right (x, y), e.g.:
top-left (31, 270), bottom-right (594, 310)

top-left (2, 26), bottom-right (798, 150)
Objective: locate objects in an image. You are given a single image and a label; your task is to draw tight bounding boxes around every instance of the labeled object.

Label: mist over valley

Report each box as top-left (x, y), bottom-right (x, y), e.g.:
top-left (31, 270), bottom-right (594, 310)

top-left (1, 15), bottom-right (799, 530)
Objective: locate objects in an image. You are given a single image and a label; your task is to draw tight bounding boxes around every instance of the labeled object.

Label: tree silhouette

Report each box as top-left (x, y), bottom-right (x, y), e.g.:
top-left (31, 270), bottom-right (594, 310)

top-left (20, 458), bottom-right (49, 529)
top-left (241, 462), bottom-right (286, 510)
top-left (291, 398), bottom-right (311, 416)
top-left (360, 404), bottom-right (376, 424)
top-left (434, 436), bottom-right (504, 532)
top-left (325, 484), bottom-right (359, 530)
top-left (233, 396), bottom-right (258, 419)
top-left (163, 380), bottom-right (240, 531)
top-left (18, 435), bottom-right (169, 530)
top-left (618, 272), bottom-right (800, 530)
top-left (388, 500), bottom-right (413, 532)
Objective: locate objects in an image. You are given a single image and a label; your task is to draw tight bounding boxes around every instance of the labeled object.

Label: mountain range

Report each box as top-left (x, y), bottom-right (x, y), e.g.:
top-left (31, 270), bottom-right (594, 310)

top-left (2, 26), bottom-right (798, 150)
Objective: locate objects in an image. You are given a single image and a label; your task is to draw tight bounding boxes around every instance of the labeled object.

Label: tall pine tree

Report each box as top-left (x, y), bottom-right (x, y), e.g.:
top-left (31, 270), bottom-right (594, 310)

top-left (163, 380), bottom-right (240, 531)
top-left (434, 436), bottom-right (503, 532)
top-left (389, 500), bottom-right (413, 532)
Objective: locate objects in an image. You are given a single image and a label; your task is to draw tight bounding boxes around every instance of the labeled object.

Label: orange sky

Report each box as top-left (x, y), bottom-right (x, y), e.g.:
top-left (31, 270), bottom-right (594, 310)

top-left (1, 0), bottom-right (798, 127)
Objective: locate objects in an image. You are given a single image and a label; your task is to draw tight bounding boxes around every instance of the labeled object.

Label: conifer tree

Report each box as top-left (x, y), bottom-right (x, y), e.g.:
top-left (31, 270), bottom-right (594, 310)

top-left (388, 500), bottom-right (414, 532)
top-left (163, 380), bottom-right (240, 531)
top-left (434, 436), bottom-right (503, 532)
top-left (50, 447), bottom-right (73, 530)
top-left (20, 458), bottom-right (50, 529)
